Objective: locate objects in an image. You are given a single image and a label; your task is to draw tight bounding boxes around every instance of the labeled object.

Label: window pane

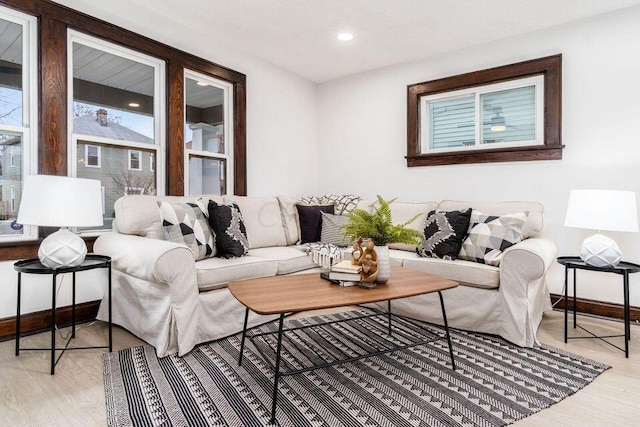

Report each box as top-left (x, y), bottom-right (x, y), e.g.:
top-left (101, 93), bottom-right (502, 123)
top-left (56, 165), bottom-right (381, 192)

top-left (188, 156), bottom-right (226, 196)
top-left (481, 85), bottom-right (536, 144)
top-left (0, 131), bottom-right (23, 236)
top-left (72, 43), bottom-right (154, 141)
top-left (0, 18), bottom-right (23, 126)
top-left (185, 77), bottom-right (225, 154)
top-left (77, 141), bottom-right (156, 230)
top-left (428, 96), bottom-right (475, 150)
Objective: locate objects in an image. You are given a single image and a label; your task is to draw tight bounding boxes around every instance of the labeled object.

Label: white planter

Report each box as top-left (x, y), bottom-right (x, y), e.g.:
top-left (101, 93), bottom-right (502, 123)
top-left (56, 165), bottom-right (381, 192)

top-left (375, 245), bottom-right (391, 283)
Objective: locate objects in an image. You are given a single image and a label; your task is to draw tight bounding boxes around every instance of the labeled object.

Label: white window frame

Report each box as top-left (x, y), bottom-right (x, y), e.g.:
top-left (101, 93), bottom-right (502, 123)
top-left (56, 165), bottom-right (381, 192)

top-left (128, 149), bottom-right (142, 171)
top-left (0, 6), bottom-right (38, 242)
top-left (84, 144), bottom-right (101, 168)
top-left (183, 69), bottom-right (234, 196)
top-left (420, 75), bottom-right (544, 154)
top-left (67, 30), bottom-right (166, 235)
top-left (10, 185), bottom-right (15, 212)
top-left (150, 153), bottom-right (154, 172)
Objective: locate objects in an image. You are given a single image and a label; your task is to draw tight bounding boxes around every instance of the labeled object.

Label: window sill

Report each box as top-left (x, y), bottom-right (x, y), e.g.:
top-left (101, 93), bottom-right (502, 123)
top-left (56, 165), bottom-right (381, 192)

top-left (406, 144), bottom-right (564, 167)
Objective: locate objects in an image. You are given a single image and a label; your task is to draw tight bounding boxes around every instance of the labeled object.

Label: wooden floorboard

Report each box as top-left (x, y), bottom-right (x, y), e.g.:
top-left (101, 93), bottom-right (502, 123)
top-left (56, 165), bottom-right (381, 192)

top-left (0, 310), bottom-right (639, 425)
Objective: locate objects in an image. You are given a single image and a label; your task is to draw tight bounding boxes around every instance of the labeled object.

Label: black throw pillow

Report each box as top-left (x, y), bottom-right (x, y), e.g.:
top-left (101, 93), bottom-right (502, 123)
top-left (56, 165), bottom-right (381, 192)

top-left (207, 201), bottom-right (250, 258)
top-left (295, 204), bottom-right (335, 244)
top-left (417, 208), bottom-right (472, 260)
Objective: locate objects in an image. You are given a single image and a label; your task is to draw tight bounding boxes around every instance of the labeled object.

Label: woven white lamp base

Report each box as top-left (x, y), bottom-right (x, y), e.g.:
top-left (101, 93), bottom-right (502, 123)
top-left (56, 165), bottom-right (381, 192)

top-left (38, 228), bottom-right (87, 269)
top-left (579, 233), bottom-right (622, 268)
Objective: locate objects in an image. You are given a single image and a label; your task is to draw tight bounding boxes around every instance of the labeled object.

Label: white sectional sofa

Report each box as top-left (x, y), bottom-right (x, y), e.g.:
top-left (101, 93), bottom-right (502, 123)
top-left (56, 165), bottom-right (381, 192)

top-left (94, 194), bottom-right (557, 357)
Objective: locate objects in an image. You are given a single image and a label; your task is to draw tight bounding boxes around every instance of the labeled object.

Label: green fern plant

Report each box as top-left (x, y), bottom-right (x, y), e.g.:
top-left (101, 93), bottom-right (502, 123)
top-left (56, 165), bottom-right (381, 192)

top-left (341, 195), bottom-right (423, 247)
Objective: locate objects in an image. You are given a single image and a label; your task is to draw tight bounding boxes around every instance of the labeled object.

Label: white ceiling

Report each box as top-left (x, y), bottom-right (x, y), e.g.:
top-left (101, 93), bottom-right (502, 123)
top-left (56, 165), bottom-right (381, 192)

top-left (55, 0), bottom-right (640, 83)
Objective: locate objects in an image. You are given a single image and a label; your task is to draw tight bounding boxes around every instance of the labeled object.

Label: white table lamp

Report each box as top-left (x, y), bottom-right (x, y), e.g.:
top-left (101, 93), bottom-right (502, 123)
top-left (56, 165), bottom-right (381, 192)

top-left (17, 175), bottom-right (103, 269)
top-left (564, 189), bottom-right (638, 267)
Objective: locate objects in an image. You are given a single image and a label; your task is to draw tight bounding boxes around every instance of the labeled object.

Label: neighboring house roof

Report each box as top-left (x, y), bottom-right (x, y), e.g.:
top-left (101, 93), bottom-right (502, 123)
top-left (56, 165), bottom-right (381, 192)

top-left (73, 112), bottom-right (153, 144)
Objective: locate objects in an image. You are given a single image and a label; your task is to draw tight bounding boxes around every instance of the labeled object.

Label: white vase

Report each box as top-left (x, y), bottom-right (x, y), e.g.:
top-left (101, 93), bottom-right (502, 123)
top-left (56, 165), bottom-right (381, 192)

top-left (375, 245), bottom-right (391, 283)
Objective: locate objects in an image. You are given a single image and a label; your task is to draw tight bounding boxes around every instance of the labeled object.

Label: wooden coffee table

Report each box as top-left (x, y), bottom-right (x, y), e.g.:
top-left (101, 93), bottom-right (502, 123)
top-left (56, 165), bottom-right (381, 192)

top-left (228, 266), bottom-right (458, 424)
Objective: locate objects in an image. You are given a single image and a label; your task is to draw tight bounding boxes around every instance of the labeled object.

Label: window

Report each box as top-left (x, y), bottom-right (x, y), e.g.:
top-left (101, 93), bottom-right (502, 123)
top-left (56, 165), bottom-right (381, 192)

top-left (128, 150), bottom-right (142, 171)
top-left (69, 31), bottom-right (165, 232)
top-left (0, 6), bottom-right (37, 242)
top-left (407, 55), bottom-right (562, 166)
top-left (84, 144), bottom-right (101, 167)
top-left (184, 70), bottom-right (233, 196)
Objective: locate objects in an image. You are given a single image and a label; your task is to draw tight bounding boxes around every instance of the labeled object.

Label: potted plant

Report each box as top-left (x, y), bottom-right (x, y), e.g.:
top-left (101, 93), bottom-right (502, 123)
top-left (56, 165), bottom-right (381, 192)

top-left (341, 195), bottom-right (423, 282)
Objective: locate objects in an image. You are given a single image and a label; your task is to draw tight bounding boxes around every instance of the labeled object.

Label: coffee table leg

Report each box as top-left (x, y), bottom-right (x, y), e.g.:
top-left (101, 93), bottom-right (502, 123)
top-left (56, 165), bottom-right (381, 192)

top-left (387, 300), bottom-right (392, 336)
top-left (438, 291), bottom-right (455, 371)
top-left (270, 313), bottom-right (285, 425)
top-left (239, 308), bottom-right (249, 366)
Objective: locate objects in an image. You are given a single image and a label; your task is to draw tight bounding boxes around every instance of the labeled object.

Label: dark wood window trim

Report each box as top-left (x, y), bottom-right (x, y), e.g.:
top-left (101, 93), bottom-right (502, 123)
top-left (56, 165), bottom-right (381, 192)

top-left (0, 0), bottom-right (247, 261)
top-left (407, 54), bottom-right (563, 167)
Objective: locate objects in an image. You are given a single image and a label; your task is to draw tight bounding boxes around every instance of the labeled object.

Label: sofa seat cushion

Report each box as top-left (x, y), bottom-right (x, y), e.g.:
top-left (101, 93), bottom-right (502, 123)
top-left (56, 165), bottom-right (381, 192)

top-left (389, 249), bottom-right (421, 267)
top-left (249, 247), bottom-right (317, 275)
top-left (403, 257), bottom-right (499, 289)
top-left (195, 256), bottom-right (278, 291)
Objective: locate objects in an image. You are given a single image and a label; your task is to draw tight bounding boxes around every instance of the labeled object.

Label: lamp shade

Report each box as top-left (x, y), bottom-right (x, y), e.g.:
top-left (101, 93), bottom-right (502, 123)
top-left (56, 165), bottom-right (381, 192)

top-left (564, 189), bottom-right (638, 233)
top-left (17, 175), bottom-right (103, 228)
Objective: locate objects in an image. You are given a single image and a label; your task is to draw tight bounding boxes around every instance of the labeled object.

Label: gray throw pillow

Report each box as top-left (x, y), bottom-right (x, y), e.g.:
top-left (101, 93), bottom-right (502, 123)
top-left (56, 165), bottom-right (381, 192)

top-left (320, 212), bottom-right (350, 246)
top-left (158, 200), bottom-right (216, 260)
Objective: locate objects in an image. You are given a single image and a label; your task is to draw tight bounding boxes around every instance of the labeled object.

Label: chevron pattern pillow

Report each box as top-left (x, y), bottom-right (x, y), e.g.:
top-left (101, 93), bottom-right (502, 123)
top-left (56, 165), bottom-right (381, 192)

top-left (458, 210), bottom-right (527, 266)
top-left (158, 200), bottom-right (216, 260)
top-left (299, 194), bottom-right (361, 215)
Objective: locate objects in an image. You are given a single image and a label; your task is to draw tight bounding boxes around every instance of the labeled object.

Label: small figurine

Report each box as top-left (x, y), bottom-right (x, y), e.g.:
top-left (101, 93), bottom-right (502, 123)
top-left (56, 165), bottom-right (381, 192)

top-left (351, 238), bottom-right (363, 265)
top-left (360, 253), bottom-right (378, 283)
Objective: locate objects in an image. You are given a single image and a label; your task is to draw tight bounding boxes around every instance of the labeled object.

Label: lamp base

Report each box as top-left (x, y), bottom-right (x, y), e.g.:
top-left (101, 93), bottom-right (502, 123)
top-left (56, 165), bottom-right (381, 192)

top-left (579, 233), bottom-right (621, 268)
top-left (38, 228), bottom-right (87, 269)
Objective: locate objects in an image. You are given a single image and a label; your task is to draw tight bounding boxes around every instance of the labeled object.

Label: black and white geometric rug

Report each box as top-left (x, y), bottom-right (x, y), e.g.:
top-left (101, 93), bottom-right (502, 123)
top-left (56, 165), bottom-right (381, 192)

top-left (103, 310), bottom-right (609, 426)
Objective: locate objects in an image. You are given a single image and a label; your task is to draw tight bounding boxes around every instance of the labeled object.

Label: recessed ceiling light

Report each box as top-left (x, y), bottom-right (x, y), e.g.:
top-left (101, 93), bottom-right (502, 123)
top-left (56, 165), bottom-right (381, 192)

top-left (196, 81), bottom-right (208, 86)
top-left (128, 102), bottom-right (140, 108)
top-left (337, 33), bottom-right (354, 41)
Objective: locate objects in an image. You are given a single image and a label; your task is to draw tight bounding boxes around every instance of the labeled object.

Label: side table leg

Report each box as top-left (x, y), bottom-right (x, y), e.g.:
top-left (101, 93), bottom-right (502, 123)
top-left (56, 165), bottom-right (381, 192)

top-left (72, 272), bottom-right (76, 339)
top-left (564, 266), bottom-right (568, 343)
top-left (270, 314), bottom-right (285, 425)
top-left (573, 268), bottom-right (577, 329)
top-left (15, 272), bottom-right (21, 356)
top-left (438, 291), bottom-right (456, 371)
top-left (238, 308), bottom-right (249, 366)
top-left (387, 300), bottom-right (392, 336)
top-left (51, 271), bottom-right (57, 375)
top-left (108, 262), bottom-right (113, 352)
top-left (624, 271), bottom-right (630, 358)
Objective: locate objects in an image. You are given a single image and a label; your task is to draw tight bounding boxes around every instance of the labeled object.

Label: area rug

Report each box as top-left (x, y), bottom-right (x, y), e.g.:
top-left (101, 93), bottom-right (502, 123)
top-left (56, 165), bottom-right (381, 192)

top-left (103, 310), bottom-right (609, 426)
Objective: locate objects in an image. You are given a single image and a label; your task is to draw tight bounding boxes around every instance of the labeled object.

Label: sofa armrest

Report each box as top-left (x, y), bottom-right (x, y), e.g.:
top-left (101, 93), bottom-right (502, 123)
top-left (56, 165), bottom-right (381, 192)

top-left (502, 237), bottom-right (558, 281)
top-left (94, 232), bottom-right (195, 284)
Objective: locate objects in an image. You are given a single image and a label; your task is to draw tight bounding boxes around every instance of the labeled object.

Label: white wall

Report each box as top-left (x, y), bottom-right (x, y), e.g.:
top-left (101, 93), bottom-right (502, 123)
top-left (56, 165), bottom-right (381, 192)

top-left (317, 7), bottom-right (640, 306)
top-left (0, 1), bottom-right (319, 318)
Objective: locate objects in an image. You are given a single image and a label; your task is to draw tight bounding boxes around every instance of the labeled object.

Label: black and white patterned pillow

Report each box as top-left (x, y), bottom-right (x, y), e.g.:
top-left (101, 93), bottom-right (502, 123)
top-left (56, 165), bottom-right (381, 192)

top-left (458, 210), bottom-right (527, 266)
top-left (417, 209), bottom-right (471, 260)
top-left (299, 194), bottom-right (361, 215)
top-left (158, 201), bottom-right (216, 260)
top-left (320, 211), bottom-right (350, 246)
top-left (207, 201), bottom-right (249, 258)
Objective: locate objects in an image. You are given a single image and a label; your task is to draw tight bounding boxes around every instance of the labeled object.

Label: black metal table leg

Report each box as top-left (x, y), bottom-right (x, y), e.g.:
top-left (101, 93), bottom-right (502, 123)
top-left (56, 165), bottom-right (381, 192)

top-left (15, 272), bottom-right (21, 356)
top-left (387, 300), bottom-right (392, 336)
top-left (108, 262), bottom-right (113, 352)
top-left (573, 268), bottom-right (577, 329)
top-left (270, 314), bottom-right (285, 425)
top-left (438, 291), bottom-right (455, 371)
top-left (564, 265), bottom-right (568, 343)
top-left (72, 272), bottom-right (76, 339)
top-left (624, 270), bottom-right (630, 358)
top-left (239, 308), bottom-right (249, 366)
top-left (51, 271), bottom-right (57, 375)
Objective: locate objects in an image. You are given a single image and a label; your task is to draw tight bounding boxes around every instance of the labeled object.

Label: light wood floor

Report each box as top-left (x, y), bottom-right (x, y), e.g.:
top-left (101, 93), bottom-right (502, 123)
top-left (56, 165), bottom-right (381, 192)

top-left (1, 310), bottom-right (639, 426)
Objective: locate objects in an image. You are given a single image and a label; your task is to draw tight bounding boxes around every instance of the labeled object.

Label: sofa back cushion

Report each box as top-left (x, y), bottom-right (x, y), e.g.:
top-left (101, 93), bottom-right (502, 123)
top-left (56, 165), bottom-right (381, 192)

top-left (114, 194), bottom-right (224, 239)
top-left (224, 195), bottom-right (288, 249)
top-left (277, 195), bottom-right (301, 245)
top-left (389, 201), bottom-right (439, 251)
top-left (438, 200), bottom-right (543, 238)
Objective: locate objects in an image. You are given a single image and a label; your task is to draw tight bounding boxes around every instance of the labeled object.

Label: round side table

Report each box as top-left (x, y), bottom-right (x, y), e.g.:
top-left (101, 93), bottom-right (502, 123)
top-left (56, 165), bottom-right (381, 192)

top-left (14, 254), bottom-right (112, 374)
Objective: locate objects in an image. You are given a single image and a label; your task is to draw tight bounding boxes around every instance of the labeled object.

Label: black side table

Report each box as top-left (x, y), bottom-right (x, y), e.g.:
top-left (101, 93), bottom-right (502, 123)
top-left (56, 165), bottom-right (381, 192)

top-left (557, 256), bottom-right (640, 358)
top-left (14, 254), bottom-right (112, 374)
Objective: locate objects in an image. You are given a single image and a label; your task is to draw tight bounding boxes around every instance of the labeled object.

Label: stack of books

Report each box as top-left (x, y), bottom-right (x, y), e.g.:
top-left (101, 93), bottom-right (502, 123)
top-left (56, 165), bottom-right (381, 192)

top-left (329, 260), bottom-right (362, 283)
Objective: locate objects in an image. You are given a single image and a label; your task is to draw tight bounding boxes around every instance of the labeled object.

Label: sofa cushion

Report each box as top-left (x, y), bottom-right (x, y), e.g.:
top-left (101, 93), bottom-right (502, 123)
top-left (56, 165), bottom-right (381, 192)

top-left (224, 195), bottom-right (288, 249)
top-left (388, 201), bottom-right (439, 251)
top-left (114, 194), bottom-right (224, 239)
top-left (320, 212), bottom-right (350, 246)
top-left (458, 210), bottom-right (527, 266)
top-left (295, 204), bottom-right (335, 243)
top-left (389, 249), bottom-right (420, 266)
top-left (249, 246), bottom-right (317, 274)
top-left (403, 257), bottom-right (500, 289)
top-left (195, 255), bottom-right (279, 291)
top-left (438, 200), bottom-right (543, 238)
top-left (158, 200), bottom-right (216, 260)
top-left (277, 196), bottom-right (301, 245)
top-left (207, 201), bottom-right (250, 258)
top-left (418, 209), bottom-right (471, 260)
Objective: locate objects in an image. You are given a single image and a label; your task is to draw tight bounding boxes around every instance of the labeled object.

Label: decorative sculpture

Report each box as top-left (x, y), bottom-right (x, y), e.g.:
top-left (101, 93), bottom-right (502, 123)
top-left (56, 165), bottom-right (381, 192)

top-left (358, 240), bottom-right (378, 283)
top-left (351, 238), bottom-right (363, 265)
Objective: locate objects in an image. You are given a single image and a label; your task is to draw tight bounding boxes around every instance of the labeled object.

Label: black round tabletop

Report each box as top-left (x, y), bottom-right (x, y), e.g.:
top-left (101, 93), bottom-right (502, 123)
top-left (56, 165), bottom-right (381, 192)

top-left (14, 254), bottom-right (111, 274)
top-left (556, 256), bottom-right (640, 274)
